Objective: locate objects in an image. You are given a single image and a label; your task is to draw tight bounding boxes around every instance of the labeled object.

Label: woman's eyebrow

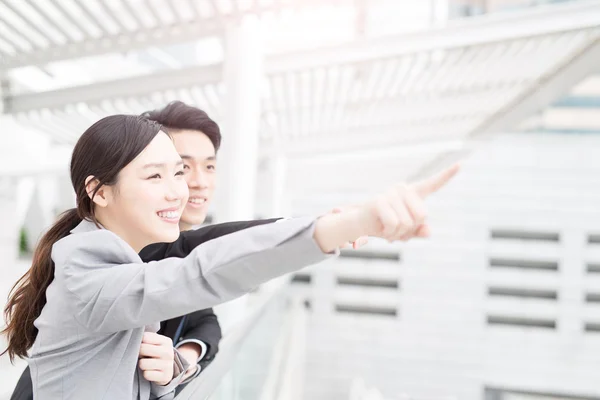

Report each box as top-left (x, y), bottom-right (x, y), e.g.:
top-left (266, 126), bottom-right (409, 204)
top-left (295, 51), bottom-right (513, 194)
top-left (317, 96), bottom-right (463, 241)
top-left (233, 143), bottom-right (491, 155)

top-left (142, 160), bottom-right (184, 169)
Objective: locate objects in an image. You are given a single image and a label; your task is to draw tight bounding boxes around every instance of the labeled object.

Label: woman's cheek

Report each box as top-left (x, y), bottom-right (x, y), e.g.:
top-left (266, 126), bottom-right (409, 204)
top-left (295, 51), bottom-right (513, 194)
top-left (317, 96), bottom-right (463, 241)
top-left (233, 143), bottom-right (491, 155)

top-left (178, 181), bottom-right (190, 203)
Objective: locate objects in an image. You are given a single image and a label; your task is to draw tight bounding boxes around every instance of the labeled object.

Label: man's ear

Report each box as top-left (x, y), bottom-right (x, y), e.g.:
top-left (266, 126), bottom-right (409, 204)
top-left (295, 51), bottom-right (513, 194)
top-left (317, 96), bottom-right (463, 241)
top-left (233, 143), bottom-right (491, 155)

top-left (85, 175), bottom-right (108, 208)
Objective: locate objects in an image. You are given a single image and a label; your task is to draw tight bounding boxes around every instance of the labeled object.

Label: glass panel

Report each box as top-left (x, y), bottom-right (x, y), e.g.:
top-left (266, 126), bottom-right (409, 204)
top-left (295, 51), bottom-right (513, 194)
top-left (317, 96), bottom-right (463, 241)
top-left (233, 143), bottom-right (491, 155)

top-left (204, 295), bottom-right (289, 400)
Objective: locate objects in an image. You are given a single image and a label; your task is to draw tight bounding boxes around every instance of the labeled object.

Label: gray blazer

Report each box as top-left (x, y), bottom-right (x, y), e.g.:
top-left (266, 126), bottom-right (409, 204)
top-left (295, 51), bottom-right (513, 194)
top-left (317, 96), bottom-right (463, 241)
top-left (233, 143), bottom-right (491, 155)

top-left (29, 216), bottom-right (330, 399)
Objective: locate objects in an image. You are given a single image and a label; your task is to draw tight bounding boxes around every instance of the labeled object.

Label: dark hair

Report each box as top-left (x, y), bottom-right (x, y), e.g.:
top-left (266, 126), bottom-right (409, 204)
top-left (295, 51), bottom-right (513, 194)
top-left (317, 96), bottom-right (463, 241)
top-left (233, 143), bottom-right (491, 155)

top-left (1, 115), bottom-right (164, 362)
top-left (141, 101), bottom-right (221, 152)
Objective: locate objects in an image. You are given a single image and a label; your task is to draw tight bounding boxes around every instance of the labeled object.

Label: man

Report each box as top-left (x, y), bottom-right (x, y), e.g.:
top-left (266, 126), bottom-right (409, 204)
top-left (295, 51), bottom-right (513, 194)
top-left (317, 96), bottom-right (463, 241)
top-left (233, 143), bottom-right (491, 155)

top-left (140, 101), bottom-right (230, 387)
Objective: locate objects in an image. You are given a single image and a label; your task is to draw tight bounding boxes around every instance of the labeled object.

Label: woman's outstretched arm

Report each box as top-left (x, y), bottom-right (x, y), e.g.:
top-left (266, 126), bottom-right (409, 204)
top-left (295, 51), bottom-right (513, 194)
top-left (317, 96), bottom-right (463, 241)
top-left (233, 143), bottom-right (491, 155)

top-left (58, 217), bottom-right (330, 333)
top-left (57, 165), bottom-right (459, 334)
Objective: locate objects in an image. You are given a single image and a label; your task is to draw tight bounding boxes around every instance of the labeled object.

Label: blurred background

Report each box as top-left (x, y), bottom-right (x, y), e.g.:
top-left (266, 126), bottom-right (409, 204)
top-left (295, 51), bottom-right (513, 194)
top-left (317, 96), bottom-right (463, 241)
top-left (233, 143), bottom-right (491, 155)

top-left (1, 0), bottom-right (600, 399)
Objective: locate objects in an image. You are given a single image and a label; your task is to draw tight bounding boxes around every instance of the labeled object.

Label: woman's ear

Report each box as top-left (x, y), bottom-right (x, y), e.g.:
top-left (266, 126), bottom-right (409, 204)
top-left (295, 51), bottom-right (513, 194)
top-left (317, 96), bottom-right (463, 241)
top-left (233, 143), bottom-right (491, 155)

top-left (85, 175), bottom-right (109, 208)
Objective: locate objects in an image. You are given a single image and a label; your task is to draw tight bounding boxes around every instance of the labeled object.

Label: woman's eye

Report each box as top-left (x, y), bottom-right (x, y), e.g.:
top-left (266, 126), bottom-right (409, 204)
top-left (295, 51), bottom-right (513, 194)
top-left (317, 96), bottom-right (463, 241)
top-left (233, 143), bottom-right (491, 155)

top-left (207, 165), bottom-right (216, 171)
top-left (183, 164), bottom-right (190, 170)
top-left (148, 174), bottom-right (161, 180)
top-left (175, 170), bottom-right (185, 177)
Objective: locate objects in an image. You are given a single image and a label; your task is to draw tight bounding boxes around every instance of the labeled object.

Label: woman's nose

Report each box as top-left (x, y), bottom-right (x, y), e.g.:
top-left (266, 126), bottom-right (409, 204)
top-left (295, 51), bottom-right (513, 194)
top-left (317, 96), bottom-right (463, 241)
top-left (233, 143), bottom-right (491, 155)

top-left (165, 180), bottom-right (188, 202)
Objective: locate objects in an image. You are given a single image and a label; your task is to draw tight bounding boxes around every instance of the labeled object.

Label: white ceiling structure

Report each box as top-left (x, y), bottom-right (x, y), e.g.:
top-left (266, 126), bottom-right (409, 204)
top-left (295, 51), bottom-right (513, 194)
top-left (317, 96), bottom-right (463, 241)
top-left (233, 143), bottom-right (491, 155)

top-left (1, 0), bottom-right (600, 209)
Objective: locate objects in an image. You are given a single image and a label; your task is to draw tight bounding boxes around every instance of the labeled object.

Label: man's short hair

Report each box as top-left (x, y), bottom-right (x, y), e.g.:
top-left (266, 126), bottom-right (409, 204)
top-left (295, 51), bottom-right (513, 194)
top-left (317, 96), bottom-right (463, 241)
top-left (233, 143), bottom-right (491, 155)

top-left (142, 101), bottom-right (221, 151)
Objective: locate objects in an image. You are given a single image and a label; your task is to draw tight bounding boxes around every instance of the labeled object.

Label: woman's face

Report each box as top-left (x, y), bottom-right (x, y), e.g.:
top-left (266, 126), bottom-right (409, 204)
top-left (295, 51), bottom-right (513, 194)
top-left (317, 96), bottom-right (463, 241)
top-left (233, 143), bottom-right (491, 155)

top-left (99, 132), bottom-right (189, 251)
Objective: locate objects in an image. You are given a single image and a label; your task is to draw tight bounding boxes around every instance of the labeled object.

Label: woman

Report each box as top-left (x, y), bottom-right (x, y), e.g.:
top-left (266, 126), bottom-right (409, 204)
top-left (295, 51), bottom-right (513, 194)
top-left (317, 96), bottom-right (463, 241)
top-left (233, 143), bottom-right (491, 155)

top-left (9, 217), bottom-right (285, 400)
top-left (2, 115), bottom-right (457, 399)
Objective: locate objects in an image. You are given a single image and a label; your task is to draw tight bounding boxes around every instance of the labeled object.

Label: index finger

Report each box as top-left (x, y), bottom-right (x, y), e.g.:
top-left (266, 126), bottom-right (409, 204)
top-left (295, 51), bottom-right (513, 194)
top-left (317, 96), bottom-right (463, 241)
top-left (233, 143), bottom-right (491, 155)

top-left (412, 163), bottom-right (460, 197)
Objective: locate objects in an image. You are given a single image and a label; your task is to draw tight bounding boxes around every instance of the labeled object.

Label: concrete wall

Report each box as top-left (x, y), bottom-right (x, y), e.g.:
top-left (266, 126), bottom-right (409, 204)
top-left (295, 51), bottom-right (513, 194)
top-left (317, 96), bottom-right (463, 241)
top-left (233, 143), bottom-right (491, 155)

top-left (293, 132), bottom-right (600, 400)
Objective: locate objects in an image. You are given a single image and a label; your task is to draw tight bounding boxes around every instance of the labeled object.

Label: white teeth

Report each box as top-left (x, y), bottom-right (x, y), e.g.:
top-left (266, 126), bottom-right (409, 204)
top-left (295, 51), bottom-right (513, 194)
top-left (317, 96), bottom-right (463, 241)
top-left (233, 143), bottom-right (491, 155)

top-left (158, 211), bottom-right (179, 219)
top-left (189, 198), bottom-right (206, 204)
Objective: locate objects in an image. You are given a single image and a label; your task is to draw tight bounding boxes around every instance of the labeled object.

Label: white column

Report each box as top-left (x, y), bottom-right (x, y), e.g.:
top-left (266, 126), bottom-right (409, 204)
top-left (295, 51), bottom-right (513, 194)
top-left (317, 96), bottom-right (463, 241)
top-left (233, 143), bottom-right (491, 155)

top-left (269, 153), bottom-right (290, 217)
top-left (23, 176), bottom-right (60, 249)
top-left (0, 175), bottom-right (18, 262)
top-left (0, 75), bottom-right (19, 266)
top-left (0, 80), bottom-right (25, 383)
top-left (0, 74), bottom-right (8, 114)
top-left (431, 0), bottom-right (450, 24)
top-left (213, 16), bottom-right (265, 331)
top-left (213, 16), bottom-right (264, 223)
top-left (256, 152), bottom-right (290, 218)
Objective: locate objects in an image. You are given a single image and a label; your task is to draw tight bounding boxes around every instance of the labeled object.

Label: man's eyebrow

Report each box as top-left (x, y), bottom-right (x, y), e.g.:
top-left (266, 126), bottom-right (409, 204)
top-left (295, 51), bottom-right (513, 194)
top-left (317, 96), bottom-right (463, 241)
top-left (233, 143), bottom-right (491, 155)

top-left (179, 154), bottom-right (217, 161)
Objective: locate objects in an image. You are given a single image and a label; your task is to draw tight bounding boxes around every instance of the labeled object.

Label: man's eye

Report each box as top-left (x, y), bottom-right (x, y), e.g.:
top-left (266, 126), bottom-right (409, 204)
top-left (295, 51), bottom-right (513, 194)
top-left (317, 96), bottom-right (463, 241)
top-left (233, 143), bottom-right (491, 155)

top-left (148, 174), bottom-right (161, 180)
top-left (183, 164), bottom-right (190, 170)
top-left (175, 170), bottom-right (185, 177)
top-left (207, 165), bottom-right (216, 171)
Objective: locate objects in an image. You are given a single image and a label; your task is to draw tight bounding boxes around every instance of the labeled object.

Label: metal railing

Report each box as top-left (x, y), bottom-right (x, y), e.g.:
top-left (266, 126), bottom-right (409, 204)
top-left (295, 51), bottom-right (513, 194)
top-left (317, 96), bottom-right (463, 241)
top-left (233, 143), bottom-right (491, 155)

top-left (175, 279), bottom-right (308, 400)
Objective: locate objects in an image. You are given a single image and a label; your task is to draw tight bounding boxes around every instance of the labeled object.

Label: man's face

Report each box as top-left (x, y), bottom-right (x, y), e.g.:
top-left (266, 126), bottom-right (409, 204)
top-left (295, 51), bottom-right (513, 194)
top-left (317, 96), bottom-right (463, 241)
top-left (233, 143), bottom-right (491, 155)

top-left (171, 129), bottom-right (217, 229)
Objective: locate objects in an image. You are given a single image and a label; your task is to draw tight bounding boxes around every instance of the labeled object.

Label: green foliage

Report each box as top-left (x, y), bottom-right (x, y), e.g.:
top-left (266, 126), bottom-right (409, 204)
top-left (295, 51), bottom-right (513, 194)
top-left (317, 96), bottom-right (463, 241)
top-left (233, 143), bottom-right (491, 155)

top-left (19, 227), bottom-right (29, 256)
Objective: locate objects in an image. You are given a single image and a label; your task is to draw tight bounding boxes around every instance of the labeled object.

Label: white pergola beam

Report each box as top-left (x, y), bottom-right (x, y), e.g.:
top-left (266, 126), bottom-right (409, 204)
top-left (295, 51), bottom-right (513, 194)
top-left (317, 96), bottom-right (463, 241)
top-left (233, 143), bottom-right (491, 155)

top-left (24, 0), bottom-right (76, 41)
top-left (266, 0), bottom-right (600, 74)
top-left (0, 163), bottom-right (68, 178)
top-left (4, 64), bottom-right (222, 113)
top-left (1, 1), bottom-right (56, 46)
top-left (258, 121), bottom-right (476, 158)
top-left (94, 1), bottom-right (129, 33)
top-left (49, 0), bottom-right (95, 39)
top-left (4, 1), bottom-right (599, 113)
top-left (473, 36), bottom-right (600, 137)
top-left (412, 34), bottom-right (600, 181)
top-left (0, 0), bottom-right (350, 71)
top-left (1, 21), bottom-right (223, 70)
top-left (0, 37), bottom-right (582, 115)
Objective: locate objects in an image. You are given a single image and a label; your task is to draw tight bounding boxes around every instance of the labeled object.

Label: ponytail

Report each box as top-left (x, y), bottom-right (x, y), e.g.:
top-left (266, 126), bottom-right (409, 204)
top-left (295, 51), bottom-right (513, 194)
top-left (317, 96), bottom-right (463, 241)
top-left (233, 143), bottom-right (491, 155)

top-left (1, 208), bottom-right (81, 362)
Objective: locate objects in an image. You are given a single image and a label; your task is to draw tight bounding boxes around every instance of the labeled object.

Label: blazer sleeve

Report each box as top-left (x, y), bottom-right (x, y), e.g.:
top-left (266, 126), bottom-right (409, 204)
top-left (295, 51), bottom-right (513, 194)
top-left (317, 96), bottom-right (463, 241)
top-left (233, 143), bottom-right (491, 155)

top-left (141, 220), bottom-right (280, 362)
top-left (139, 218), bottom-right (282, 261)
top-left (56, 217), bottom-right (331, 333)
top-left (175, 308), bottom-right (222, 361)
